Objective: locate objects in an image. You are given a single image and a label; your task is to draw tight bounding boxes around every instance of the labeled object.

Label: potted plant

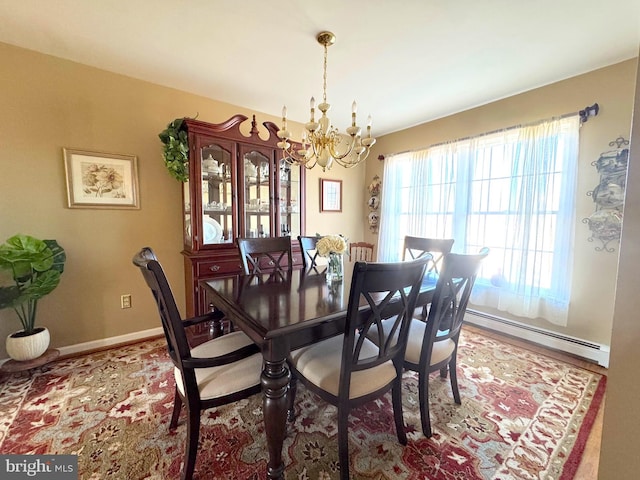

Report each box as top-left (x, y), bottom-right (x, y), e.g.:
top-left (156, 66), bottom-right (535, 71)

top-left (0, 234), bottom-right (66, 361)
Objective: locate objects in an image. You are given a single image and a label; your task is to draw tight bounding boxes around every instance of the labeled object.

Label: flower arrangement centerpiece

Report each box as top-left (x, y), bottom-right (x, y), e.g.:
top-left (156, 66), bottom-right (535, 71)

top-left (316, 234), bottom-right (347, 283)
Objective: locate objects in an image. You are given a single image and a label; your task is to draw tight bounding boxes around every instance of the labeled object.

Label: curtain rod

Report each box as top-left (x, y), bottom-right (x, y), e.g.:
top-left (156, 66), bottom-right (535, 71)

top-left (378, 103), bottom-right (599, 161)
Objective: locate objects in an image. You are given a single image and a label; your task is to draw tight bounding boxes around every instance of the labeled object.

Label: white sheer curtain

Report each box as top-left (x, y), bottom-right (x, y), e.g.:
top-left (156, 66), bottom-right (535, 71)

top-left (379, 116), bottom-right (580, 325)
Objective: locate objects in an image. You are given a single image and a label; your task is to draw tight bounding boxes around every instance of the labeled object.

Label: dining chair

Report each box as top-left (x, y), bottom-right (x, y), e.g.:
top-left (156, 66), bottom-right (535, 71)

top-left (132, 247), bottom-right (262, 480)
top-left (349, 241), bottom-right (374, 262)
top-left (395, 248), bottom-right (488, 437)
top-left (237, 237), bottom-right (293, 275)
top-left (402, 236), bottom-right (455, 320)
top-left (297, 235), bottom-right (322, 271)
top-left (287, 256), bottom-right (429, 480)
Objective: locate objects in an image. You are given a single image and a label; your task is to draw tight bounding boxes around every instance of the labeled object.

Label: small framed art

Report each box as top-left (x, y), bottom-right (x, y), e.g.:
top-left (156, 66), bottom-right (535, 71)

top-left (63, 148), bottom-right (140, 209)
top-left (320, 178), bottom-right (342, 212)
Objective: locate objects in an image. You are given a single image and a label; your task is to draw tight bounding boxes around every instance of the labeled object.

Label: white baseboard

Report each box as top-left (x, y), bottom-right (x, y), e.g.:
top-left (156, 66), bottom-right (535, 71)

top-left (57, 327), bottom-right (165, 356)
top-left (0, 327), bottom-right (164, 364)
top-left (465, 310), bottom-right (610, 368)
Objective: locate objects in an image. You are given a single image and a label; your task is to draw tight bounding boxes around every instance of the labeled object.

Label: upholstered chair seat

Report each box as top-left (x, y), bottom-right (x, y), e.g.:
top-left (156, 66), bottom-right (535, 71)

top-left (174, 331), bottom-right (262, 400)
top-left (370, 319), bottom-right (456, 369)
top-left (289, 335), bottom-right (396, 398)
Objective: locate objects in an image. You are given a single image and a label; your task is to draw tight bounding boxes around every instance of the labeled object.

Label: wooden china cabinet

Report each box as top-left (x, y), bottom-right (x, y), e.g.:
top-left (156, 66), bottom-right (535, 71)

top-left (181, 115), bottom-right (305, 316)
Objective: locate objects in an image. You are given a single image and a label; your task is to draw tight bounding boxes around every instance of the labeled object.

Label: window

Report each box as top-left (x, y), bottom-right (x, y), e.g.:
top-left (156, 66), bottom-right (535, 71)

top-left (379, 116), bottom-right (580, 325)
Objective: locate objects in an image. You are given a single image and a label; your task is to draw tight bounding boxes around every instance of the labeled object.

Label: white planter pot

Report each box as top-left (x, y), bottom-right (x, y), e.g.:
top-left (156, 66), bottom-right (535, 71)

top-left (6, 327), bottom-right (50, 361)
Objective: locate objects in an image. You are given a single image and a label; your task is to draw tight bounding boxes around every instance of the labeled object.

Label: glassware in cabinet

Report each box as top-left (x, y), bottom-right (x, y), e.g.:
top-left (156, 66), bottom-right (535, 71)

top-left (278, 159), bottom-right (301, 238)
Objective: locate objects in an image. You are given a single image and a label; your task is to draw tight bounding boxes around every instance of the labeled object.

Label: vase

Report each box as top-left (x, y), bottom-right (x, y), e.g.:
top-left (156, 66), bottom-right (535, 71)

top-left (6, 326), bottom-right (50, 361)
top-left (326, 252), bottom-right (344, 283)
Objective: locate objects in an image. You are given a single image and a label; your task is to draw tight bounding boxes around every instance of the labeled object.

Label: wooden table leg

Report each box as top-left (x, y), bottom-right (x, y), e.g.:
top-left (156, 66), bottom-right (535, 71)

top-left (262, 358), bottom-right (291, 480)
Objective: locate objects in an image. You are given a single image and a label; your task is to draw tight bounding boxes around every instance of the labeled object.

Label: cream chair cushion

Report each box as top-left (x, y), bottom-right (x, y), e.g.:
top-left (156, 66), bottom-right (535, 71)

top-left (368, 319), bottom-right (456, 366)
top-left (289, 334), bottom-right (397, 398)
top-left (404, 320), bottom-right (455, 366)
top-left (174, 331), bottom-right (262, 400)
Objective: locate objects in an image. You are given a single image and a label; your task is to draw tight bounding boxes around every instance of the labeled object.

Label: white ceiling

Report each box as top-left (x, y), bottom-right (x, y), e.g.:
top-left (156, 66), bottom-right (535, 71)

top-left (1, 0), bottom-right (638, 136)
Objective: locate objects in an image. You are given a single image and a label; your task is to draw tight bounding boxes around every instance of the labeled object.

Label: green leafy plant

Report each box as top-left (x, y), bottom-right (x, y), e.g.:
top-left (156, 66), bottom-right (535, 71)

top-left (0, 234), bottom-right (66, 335)
top-left (158, 118), bottom-right (189, 182)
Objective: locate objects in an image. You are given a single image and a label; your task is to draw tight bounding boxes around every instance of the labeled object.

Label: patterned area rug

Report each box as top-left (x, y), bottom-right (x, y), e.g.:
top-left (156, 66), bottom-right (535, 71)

top-left (0, 329), bottom-right (605, 480)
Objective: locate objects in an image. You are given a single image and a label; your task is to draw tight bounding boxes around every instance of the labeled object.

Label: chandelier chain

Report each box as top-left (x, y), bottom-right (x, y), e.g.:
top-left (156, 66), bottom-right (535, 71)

top-left (322, 44), bottom-right (328, 104)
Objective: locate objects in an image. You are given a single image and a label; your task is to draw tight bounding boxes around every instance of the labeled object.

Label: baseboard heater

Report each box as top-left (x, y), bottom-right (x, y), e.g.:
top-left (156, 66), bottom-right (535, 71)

top-left (465, 309), bottom-right (610, 368)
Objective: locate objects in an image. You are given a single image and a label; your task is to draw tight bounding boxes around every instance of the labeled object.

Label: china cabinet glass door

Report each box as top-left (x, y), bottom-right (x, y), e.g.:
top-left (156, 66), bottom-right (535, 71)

top-left (242, 148), bottom-right (272, 238)
top-left (201, 142), bottom-right (234, 244)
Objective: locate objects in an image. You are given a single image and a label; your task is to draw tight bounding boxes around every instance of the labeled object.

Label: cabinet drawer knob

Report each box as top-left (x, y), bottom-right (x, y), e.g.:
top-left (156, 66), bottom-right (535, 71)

top-left (209, 265), bottom-right (221, 272)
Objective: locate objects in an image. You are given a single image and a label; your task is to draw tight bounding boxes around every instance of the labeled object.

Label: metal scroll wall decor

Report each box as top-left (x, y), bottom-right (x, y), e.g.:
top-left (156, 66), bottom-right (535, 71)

top-left (367, 175), bottom-right (381, 233)
top-left (583, 136), bottom-right (629, 252)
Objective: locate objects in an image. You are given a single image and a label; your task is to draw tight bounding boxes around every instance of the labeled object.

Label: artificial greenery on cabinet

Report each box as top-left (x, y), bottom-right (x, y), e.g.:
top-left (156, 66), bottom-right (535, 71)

top-left (158, 118), bottom-right (189, 182)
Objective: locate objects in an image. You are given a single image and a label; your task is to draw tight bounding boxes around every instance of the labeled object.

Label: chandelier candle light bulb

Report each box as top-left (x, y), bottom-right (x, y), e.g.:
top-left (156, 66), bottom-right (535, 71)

top-left (277, 31), bottom-right (376, 171)
top-left (351, 101), bottom-right (357, 127)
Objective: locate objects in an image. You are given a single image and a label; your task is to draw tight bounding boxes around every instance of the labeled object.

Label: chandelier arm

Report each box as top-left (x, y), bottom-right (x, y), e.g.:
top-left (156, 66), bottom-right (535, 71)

top-left (326, 131), bottom-right (359, 161)
top-left (281, 144), bottom-right (317, 170)
top-left (333, 149), bottom-right (371, 168)
top-left (328, 140), bottom-right (356, 161)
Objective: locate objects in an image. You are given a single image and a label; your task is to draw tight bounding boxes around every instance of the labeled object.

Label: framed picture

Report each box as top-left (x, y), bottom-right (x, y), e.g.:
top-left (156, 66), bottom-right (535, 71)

top-left (63, 148), bottom-right (140, 209)
top-left (320, 178), bottom-right (342, 212)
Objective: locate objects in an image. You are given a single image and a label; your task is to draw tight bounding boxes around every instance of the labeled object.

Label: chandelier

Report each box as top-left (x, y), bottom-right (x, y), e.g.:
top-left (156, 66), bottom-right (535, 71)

top-left (277, 31), bottom-right (376, 171)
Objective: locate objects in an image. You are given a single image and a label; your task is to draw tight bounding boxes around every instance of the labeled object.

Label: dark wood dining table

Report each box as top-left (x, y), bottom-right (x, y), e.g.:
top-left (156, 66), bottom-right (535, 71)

top-left (200, 266), bottom-right (438, 480)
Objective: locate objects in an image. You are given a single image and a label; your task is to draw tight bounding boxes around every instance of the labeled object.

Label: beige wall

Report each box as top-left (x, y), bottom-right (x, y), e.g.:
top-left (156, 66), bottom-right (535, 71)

top-left (598, 52), bottom-right (640, 479)
top-left (365, 59), bottom-right (638, 347)
top-left (0, 42), bottom-right (366, 357)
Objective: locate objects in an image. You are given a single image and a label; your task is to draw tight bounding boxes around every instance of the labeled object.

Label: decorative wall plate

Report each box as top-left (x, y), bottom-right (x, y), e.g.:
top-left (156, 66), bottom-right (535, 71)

top-left (592, 182), bottom-right (625, 208)
top-left (368, 175), bottom-right (381, 196)
top-left (584, 209), bottom-right (622, 252)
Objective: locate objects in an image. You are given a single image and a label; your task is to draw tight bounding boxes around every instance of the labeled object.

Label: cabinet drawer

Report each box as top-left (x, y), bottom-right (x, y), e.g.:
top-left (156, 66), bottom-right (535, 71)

top-left (196, 259), bottom-right (242, 277)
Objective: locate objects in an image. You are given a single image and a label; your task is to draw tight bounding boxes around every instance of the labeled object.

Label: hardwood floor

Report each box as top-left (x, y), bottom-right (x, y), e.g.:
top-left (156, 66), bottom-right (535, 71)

top-left (464, 324), bottom-right (606, 479)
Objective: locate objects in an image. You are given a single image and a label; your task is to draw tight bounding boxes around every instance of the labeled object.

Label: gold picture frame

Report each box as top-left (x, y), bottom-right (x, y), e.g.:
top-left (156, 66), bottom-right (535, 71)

top-left (320, 178), bottom-right (342, 212)
top-left (63, 148), bottom-right (140, 209)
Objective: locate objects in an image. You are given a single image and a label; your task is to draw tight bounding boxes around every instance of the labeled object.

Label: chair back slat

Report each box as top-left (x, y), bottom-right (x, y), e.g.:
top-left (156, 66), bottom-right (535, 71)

top-left (402, 236), bottom-right (455, 274)
top-left (349, 242), bottom-right (374, 262)
top-left (237, 237), bottom-right (293, 274)
top-left (132, 248), bottom-right (194, 376)
top-left (298, 235), bottom-right (322, 271)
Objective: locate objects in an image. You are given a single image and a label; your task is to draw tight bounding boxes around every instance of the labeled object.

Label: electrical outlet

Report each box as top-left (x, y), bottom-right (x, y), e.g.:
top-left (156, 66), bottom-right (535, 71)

top-left (121, 294), bottom-right (132, 309)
